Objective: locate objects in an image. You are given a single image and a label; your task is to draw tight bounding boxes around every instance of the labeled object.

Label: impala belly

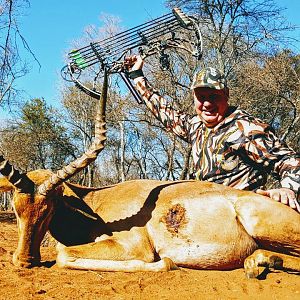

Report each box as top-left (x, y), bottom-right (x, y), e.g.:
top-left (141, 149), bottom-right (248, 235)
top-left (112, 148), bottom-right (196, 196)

top-left (147, 193), bottom-right (258, 269)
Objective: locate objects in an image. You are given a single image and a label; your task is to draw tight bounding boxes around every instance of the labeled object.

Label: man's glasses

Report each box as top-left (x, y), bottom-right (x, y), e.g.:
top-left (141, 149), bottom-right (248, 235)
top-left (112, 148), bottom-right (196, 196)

top-left (196, 94), bottom-right (222, 102)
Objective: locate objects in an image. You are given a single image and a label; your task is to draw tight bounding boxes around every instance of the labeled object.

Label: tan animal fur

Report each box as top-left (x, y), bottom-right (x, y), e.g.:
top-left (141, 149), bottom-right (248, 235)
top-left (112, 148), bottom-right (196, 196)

top-left (0, 71), bottom-right (299, 278)
top-left (0, 173), bottom-right (299, 278)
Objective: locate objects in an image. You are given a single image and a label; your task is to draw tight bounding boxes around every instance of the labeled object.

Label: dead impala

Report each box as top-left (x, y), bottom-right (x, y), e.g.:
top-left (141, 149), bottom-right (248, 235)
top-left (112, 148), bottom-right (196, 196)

top-left (0, 72), bottom-right (299, 278)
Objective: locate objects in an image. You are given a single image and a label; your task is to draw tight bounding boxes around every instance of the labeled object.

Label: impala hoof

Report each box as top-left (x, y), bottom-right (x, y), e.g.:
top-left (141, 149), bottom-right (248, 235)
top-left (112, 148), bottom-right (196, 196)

top-left (161, 257), bottom-right (180, 271)
top-left (245, 269), bottom-right (259, 279)
top-left (244, 256), bottom-right (260, 279)
top-left (13, 252), bottom-right (41, 268)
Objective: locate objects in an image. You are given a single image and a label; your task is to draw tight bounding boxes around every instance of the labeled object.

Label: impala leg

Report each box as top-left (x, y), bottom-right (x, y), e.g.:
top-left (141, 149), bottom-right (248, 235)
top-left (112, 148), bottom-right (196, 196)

top-left (244, 249), bottom-right (300, 278)
top-left (236, 196), bottom-right (300, 256)
top-left (56, 235), bottom-right (179, 272)
top-left (57, 254), bottom-right (178, 272)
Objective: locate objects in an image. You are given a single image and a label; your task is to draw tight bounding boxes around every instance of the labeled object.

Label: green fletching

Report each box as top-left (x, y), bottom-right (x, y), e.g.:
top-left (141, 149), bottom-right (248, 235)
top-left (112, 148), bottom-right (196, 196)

top-left (71, 54), bottom-right (81, 59)
top-left (69, 49), bottom-right (79, 56)
top-left (71, 54), bottom-right (81, 60)
top-left (69, 51), bottom-right (87, 69)
top-left (75, 58), bottom-right (87, 69)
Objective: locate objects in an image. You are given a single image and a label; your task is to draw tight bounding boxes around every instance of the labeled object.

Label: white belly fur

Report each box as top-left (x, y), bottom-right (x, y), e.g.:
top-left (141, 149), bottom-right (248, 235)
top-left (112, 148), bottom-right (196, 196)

top-left (147, 194), bottom-right (257, 269)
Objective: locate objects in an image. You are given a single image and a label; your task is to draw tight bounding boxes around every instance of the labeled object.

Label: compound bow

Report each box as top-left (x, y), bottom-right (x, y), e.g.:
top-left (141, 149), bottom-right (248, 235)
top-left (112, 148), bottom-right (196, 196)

top-left (61, 7), bottom-right (202, 102)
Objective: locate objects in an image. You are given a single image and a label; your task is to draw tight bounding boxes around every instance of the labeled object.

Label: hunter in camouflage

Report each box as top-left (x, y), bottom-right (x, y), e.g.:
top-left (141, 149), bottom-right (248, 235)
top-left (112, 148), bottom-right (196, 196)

top-left (126, 55), bottom-right (300, 212)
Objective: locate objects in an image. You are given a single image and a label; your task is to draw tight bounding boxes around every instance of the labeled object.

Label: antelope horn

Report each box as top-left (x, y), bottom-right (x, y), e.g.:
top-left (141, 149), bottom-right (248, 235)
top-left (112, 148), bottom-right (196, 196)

top-left (37, 70), bottom-right (108, 196)
top-left (0, 155), bottom-right (34, 193)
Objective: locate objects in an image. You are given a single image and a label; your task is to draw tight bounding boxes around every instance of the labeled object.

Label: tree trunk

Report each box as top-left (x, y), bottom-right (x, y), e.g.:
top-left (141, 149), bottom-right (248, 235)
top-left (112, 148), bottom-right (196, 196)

top-left (119, 121), bottom-right (126, 182)
top-left (179, 144), bottom-right (192, 180)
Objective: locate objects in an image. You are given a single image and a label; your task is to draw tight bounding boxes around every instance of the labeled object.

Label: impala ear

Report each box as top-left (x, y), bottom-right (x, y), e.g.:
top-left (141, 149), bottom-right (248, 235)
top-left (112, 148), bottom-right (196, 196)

top-left (0, 177), bottom-right (14, 192)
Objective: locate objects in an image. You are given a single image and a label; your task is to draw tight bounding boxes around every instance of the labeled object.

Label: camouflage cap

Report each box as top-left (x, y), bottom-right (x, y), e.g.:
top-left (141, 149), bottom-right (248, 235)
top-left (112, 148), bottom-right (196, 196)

top-left (191, 67), bottom-right (227, 90)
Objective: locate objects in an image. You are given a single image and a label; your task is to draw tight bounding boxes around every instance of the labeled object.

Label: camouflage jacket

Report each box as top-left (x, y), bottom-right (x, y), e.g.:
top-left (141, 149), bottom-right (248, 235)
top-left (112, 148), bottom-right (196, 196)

top-left (135, 77), bottom-right (300, 197)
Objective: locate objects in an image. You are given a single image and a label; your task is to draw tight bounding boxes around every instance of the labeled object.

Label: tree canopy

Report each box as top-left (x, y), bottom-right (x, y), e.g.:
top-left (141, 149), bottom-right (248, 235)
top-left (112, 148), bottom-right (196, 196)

top-left (0, 0), bottom-right (299, 191)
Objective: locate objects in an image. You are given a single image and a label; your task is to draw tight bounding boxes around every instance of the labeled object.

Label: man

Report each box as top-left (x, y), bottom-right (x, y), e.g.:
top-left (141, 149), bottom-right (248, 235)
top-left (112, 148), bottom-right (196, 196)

top-left (125, 55), bottom-right (300, 212)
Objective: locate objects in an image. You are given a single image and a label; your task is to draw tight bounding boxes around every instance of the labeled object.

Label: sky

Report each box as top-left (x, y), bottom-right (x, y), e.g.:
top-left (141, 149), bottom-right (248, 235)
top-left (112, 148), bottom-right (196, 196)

top-left (3, 0), bottom-right (169, 116)
top-left (1, 0), bottom-right (300, 117)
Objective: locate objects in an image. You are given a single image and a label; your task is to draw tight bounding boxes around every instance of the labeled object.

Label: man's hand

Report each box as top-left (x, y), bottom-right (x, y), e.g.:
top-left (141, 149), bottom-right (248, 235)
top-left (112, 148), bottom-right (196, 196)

top-left (124, 55), bottom-right (144, 72)
top-left (256, 188), bottom-right (300, 213)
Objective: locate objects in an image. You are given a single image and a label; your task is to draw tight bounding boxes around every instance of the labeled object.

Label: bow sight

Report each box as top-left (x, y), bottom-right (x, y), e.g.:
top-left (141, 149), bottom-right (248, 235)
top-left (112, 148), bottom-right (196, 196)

top-left (61, 7), bottom-right (202, 102)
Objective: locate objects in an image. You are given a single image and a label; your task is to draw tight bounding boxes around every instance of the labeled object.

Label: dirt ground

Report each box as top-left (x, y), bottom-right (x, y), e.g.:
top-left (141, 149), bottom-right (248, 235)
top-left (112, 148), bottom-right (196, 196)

top-left (0, 212), bottom-right (299, 300)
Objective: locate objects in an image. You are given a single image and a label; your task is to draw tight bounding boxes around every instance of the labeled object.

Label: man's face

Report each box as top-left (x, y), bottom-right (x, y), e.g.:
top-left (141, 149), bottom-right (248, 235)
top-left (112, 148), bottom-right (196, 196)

top-left (193, 87), bottom-right (229, 128)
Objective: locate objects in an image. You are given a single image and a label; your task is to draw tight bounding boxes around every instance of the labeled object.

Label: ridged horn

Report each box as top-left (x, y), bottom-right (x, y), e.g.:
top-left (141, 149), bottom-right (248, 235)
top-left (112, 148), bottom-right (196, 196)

top-left (37, 69), bottom-right (108, 196)
top-left (0, 155), bottom-right (34, 193)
